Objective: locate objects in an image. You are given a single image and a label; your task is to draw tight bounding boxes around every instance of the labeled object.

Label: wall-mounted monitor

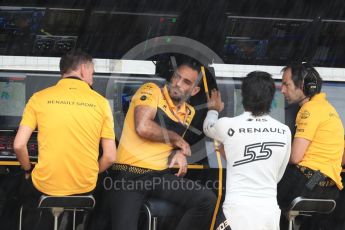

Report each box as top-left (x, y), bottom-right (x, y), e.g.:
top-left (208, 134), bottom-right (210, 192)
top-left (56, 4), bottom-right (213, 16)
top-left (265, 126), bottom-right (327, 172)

top-left (0, 7), bottom-right (45, 55)
top-left (0, 73), bottom-right (26, 129)
top-left (223, 37), bottom-right (268, 62)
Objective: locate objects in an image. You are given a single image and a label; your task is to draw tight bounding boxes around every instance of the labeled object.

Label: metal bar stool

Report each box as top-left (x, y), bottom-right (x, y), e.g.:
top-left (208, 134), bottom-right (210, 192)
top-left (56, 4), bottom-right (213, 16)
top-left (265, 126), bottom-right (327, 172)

top-left (141, 198), bottom-right (182, 230)
top-left (287, 196), bottom-right (336, 230)
top-left (19, 195), bottom-right (95, 230)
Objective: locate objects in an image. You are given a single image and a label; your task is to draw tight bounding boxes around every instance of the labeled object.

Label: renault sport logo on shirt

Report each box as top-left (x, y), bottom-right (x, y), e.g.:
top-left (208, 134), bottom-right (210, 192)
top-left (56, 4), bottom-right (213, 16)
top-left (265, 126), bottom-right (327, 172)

top-left (300, 110), bottom-right (310, 119)
top-left (47, 100), bottom-right (96, 108)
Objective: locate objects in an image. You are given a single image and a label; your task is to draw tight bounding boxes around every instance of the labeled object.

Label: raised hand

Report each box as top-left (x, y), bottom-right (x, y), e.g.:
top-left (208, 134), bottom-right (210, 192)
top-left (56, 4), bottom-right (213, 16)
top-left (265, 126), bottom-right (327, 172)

top-left (207, 89), bottom-right (224, 112)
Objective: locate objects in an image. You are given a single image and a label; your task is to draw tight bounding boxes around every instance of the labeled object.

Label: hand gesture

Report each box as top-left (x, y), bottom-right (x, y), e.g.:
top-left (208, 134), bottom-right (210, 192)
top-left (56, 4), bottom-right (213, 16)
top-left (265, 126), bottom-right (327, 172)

top-left (169, 151), bottom-right (188, 177)
top-left (173, 138), bottom-right (191, 156)
top-left (207, 89), bottom-right (224, 112)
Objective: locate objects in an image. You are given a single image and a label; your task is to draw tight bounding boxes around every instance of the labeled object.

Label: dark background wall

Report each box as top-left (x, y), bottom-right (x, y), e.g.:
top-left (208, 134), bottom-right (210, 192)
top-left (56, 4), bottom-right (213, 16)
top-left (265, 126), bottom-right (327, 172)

top-left (1, 0), bottom-right (345, 67)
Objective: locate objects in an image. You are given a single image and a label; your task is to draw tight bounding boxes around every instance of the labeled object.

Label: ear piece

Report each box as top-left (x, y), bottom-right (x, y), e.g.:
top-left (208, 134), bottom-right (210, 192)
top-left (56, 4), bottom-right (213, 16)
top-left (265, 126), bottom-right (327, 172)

top-left (303, 80), bottom-right (317, 96)
top-left (302, 64), bottom-right (318, 97)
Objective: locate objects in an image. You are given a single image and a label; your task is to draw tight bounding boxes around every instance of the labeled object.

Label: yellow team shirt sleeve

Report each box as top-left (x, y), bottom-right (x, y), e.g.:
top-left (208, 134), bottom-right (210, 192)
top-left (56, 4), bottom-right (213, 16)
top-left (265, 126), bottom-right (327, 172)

top-left (295, 104), bottom-right (319, 141)
top-left (132, 83), bottom-right (160, 109)
top-left (20, 95), bottom-right (38, 130)
top-left (101, 99), bottom-right (116, 140)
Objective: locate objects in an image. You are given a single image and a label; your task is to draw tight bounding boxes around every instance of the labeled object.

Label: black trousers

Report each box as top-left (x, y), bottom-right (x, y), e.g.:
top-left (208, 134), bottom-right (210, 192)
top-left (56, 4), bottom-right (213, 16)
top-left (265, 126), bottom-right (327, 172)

top-left (20, 174), bottom-right (92, 230)
top-left (277, 164), bottom-right (340, 230)
top-left (20, 174), bottom-right (55, 230)
top-left (108, 169), bottom-right (217, 230)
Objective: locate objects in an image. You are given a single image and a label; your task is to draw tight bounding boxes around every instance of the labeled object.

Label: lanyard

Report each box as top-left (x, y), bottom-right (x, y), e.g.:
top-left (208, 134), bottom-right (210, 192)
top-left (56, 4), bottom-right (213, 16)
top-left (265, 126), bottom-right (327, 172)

top-left (161, 86), bottom-right (189, 126)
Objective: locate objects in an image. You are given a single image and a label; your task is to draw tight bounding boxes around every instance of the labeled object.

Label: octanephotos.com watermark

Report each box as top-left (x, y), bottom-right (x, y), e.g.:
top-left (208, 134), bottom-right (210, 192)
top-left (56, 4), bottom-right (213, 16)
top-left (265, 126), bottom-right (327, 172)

top-left (103, 176), bottom-right (222, 191)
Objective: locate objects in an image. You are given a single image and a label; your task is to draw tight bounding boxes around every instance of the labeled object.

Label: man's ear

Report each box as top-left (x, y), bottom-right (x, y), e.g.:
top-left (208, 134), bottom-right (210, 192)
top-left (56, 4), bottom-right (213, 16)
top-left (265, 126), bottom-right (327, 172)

top-left (79, 64), bottom-right (86, 80)
top-left (191, 86), bottom-right (200, 96)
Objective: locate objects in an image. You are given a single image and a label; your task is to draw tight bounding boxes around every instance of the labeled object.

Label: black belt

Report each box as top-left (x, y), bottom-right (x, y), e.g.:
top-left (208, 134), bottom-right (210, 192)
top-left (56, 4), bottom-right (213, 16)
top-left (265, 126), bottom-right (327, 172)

top-left (112, 164), bottom-right (154, 175)
top-left (296, 165), bottom-right (336, 187)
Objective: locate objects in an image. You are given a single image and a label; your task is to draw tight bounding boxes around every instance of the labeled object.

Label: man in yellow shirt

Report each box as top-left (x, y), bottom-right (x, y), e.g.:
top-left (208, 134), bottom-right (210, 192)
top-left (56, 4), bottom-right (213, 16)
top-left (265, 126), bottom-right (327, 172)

top-left (278, 62), bottom-right (344, 230)
top-left (109, 61), bottom-right (216, 230)
top-left (14, 51), bottom-right (116, 229)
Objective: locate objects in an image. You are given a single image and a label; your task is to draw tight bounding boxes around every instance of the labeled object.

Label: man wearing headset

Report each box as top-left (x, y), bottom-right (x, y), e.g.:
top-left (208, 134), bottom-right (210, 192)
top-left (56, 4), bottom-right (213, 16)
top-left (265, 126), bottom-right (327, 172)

top-left (277, 63), bottom-right (344, 229)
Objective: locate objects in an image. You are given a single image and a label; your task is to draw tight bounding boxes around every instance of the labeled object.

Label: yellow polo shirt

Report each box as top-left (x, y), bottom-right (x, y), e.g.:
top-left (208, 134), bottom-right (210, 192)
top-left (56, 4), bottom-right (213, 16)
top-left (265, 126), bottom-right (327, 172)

top-left (116, 83), bottom-right (195, 170)
top-left (295, 93), bottom-right (344, 189)
top-left (20, 78), bottom-right (115, 195)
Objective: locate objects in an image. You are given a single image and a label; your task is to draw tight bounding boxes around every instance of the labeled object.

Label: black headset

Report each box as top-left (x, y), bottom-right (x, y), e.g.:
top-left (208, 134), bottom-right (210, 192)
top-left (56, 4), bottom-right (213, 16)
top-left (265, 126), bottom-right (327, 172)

top-left (301, 63), bottom-right (318, 97)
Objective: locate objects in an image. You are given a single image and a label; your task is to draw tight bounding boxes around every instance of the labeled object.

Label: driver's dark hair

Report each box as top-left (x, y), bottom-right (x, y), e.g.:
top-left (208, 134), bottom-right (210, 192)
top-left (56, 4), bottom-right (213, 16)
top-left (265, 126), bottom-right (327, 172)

top-left (242, 71), bottom-right (275, 116)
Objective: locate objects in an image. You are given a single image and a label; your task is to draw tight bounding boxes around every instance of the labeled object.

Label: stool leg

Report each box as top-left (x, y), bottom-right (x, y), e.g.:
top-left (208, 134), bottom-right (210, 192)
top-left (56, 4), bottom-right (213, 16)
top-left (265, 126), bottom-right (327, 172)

top-left (288, 217), bottom-right (294, 230)
top-left (152, 217), bottom-right (158, 230)
top-left (54, 215), bottom-right (58, 230)
top-left (73, 210), bottom-right (76, 230)
top-left (142, 204), bottom-right (152, 230)
top-left (19, 206), bottom-right (23, 230)
top-left (51, 207), bottom-right (64, 230)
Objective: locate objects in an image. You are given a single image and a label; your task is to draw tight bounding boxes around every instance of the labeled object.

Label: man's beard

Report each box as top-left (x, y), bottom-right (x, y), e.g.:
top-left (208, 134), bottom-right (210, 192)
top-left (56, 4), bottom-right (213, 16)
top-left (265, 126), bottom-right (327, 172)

top-left (167, 84), bottom-right (188, 104)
